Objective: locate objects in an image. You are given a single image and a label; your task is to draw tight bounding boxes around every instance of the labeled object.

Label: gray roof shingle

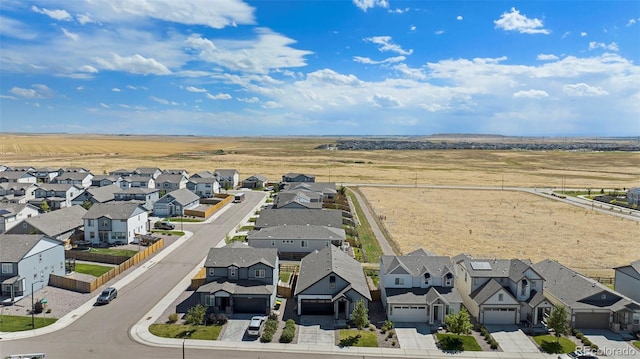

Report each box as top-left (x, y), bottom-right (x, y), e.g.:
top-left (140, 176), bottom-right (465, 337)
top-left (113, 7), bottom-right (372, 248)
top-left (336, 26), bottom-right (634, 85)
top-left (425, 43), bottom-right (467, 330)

top-left (381, 252), bottom-right (452, 278)
top-left (255, 209), bottom-right (342, 229)
top-left (164, 188), bottom-right (199, 205)
top-left (0, 234), bottom-right (45, 262)
top-left (248, 225), bottom-right (346, 241)
top-left (470, 278), bottom-right (516, 305)
top-left (453, 254), bottom-right (537, 282)
top-left (18, 205), bottom-right (87, 237)
top-left (83, 202), bottom-right (144, 220)
top-left (385, 286), bottom-right (462, 305)
top-left (204, 243), bottom-right (277, 269)
top-left (196, 279), bottom-right (274, 295)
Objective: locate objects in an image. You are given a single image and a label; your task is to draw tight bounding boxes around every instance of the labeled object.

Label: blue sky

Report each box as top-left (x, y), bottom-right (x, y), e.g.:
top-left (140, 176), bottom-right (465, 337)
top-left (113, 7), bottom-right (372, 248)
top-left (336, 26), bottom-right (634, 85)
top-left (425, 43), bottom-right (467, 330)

top-left (1, 0), bottom-right (639, 136)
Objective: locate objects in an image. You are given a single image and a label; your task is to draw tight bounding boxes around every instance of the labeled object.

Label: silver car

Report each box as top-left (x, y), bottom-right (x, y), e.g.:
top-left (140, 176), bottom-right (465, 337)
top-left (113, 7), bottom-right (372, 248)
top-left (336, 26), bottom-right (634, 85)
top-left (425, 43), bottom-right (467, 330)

top-left (246, 316), bottom-right (266, 336)
top-left (96, 287), bottom-right (118, 304)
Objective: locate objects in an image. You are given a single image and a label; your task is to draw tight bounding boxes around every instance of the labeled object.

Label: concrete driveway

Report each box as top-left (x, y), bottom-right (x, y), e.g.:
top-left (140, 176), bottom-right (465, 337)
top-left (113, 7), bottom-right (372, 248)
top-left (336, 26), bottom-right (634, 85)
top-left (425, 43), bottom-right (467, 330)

top-left (219, 314), bottom-right (258, 342)
top-left (486, 325), bottom-right (539, 353)
top-left (394, 323), bottom-right (437, 350)
top-left (581, 329), bottom-right (640, 359)
top-left (297, 315), bottom-right (335, 345)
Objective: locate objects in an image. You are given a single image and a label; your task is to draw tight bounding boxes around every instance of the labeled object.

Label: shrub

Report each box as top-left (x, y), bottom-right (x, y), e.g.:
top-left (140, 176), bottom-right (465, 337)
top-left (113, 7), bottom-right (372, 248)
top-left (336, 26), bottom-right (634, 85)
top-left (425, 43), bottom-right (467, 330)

top-left (369, 325), bottom-right (376, 331)
top-left (268, 311), bottom-right (278, 321)
top-left (168, 313), bottom-right (178, 323)
top-left (490, 341), bottom-right (499, 350)
top-left (392, 341), bottom-right (396, 346)
top-left (383, 319), bottom-right (394, 330)
top-left (45, 308), bottom-right (52, 314)
top-left (582, 338), bottom-right (592, 346)
top-left (590, 343), bottom-right (599, 351)
top-left (185, 304), bottom-right (206, 325)
top-left (215, 313), bottom-right (228, 325)
top-left (261, 331), bottom-right (273, 343)
top-left (33, 300), bottom-right (44, 314)
top-left (279, 320), bottom-right (296, 343)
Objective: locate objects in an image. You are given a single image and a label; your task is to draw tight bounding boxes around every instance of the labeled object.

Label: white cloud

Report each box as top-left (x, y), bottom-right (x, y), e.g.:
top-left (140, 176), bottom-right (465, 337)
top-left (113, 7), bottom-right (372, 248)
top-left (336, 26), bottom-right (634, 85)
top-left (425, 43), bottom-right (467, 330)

top-left (513, 89), bottom-right (549, 98)
top-left (185, 86), bottom-right (208, 93)
top-left (562, 31), bottom-right (571, 38)
top-left (61, 28), bottom-right (79, 41)
top-left (494, 7), bottom-right (550, 34)
top-left (305, 69), bottom-right (362, 86)
top-left (149, 96), bottom-right (171, 105)
top-left (537, 54), bottom-right (559, 61)
top-left (435, 30), bottom-right (445, 35)
top-left (100, 103), bottom-right (110, 108)
top-left (393, 64), bottom-right (426, 80)
top-left (364, 36), bottom-right (413, 55)
top-left (206, 93), bottom-right (232, 100)
top-left (588, 41), bottom-right (619, 52)
top-left (95, 53), bottom-right (172, 75)
top-left (410, 25), bottom-right (416, 32)
top-left (353, 56), bottom-right (405, 65)
top-left (112, 88), bottom-right (121, 92)
top-left (31, 6), bottom-right (72, 21)
top-left (372, 94), bottom-right (401, 107)
top-left (126, 85), bottom-right (147, 90)
top-left (0, 95), bottom-right (18, 100)
top-left (456, 15), bottom-right (463, 21)
top-left (262, 101), bottom-right (283, 109)
top-left (76, 86), bottom-right (85, 91)
top-left (10, 84), bottom-right (55, 98)
top-left (627, 19), bottom-right (636, 27)
top-left (76, 13), bottom-right (95, 25)
top-left (563, 83), bottom-right (609, 96)
top-left (0, 16), bottom-right (38, 40)
top-left (78, 65), bottom-right (98, 73)
top-left (353, 0), bottom-right (389, 12)
top-left (388, 8), bottom-right (409, 14)
top-left (581, 32), bottom-right (588, 37)
top-left (237, 97), bottom-right (259, 103)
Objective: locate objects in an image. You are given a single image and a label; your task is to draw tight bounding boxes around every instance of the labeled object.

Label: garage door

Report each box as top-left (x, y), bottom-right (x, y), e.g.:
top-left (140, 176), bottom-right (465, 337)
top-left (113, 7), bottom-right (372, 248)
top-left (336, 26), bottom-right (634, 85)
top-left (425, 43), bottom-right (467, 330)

top-left (483, 308), bottom-right (516, 325)
top-left (390, 305), bottom-right (428, 322)
top-left (574, 312), bottom-right (609, 329)
top-left (301, 299), bottom-right (334, 315)
top-left (234, 297), bottom-right (266, 314)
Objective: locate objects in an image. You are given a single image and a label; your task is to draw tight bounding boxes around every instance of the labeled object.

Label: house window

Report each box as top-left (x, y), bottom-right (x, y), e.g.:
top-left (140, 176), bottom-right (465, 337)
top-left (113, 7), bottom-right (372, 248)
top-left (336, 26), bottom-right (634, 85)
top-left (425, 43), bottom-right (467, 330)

top-left (1, 263), bottom-right (12, 274)
top-left (445, 273), bottom-right (453, 286)
top-left (473, 277), bottom-right (479, 285)
top-left (23, 222), bottom-right (28, 229)
top-left (208, 268), bottom-right (215, 276)
top-left (255, 269), bottom-right (266, 278)
top-left (301, 240), bottom-right (308, 248)
top-left (633, 313), bottom-right (640, 325)
top-left (326, 241), bottom-right (330, 247)
top-left (424, 272), bottom-right (430, 284)
top-left (521, 279), bottom-right (527, 296)
top-left (229, 267), bottom-right (237, 278)
top-left (88, 219), bottom-right (94, 226)
top-left (329, 275), bottom-right (336, 289)
top-left (498, 293), bottom-right (504, 302)
top-left (90, 232), bottom-right (95, 239)
top-left (39, 253), bottom-right (42, 262)
top-left (395, 277), bottom-right (404, 286)
top-left (531, 281), bottom-right (536, 288)
top-left (102, 220), bottom-right (109, 227)
top-left (206, 295), bottom-right (216, 306)
top-left (271, 240), bottom-right (275, 246)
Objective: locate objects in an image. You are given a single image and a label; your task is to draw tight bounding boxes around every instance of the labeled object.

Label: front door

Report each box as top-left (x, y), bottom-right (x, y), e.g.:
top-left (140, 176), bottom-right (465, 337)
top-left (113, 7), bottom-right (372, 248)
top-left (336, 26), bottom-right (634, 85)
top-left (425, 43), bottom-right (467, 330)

top-left (433, 305), bottom-right (442, 323)
top-left (338, 301), bottom-right (346, 319)
top-left (219, 297), bottom-right (229, 310)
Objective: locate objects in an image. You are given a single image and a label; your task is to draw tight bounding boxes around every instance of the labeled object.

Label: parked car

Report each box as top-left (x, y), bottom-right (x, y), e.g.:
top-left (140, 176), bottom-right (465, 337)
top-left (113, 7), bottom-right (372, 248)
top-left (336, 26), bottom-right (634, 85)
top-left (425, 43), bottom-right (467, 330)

top-left (96, 287), bottom-right (118, 304)
top-left (246, 316), bottom-right (266, 337)
top-left (558, 351), bottom-right (598, 359)
top-left (154, 221), bottom-right (175, 230)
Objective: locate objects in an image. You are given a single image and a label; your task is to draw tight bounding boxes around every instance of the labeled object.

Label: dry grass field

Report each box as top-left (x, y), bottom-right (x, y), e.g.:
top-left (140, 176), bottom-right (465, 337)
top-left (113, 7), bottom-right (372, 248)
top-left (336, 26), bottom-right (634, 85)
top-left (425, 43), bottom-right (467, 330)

top-left (1, 134), bottom-right (638, 277)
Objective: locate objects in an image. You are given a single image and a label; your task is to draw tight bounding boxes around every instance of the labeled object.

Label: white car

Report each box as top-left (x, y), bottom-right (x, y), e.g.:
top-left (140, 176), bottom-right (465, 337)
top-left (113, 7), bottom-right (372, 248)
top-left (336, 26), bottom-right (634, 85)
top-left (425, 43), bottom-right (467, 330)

top-left (246, 316), bottom-right (266, 336)
top-left (558, 350), bottom-right (599, 359)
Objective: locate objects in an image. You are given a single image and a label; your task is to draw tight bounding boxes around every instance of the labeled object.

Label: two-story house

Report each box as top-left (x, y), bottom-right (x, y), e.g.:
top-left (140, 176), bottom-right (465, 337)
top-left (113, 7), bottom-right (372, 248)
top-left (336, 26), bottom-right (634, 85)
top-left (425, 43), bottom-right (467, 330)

top-left (31, 167), bottom-right (59, 183)
top-left (134, 167), bottom-right (162, 179)
top-left (153, 188), bottom-right (200, 217)
top-left (113, 187), bottom-right (160, 211)
top-left (154, 174), bottom-right (188, 193)
top-left (280, 182), bottom-right (337, 201)
top-left (248, 225), bottom-right (345, 260)
top-left (295, 245), bottom-right (371, 319)
top-left (83, 202), bottom-right (148, 245)
top-left (254, 208), bottom-right (343, 230)
top-left (196, 242), bottom-right (279, 315)
top-left (0, 234), bottom-right (65, 303)
top-left (271, 192), bottom-right (323, 209)
top-left (121, 175), bottom-right (155, 189)
top-left (31, 183), bottom-right (84, 210)
top-left (90, 175), bottom-right (122, 188)
top-left (0, 183), bottom-right (38, 204)
top-left (6, 205), bottom-right (87, 249)
top-left (109, 169), bottom-right (134, 178)
top-left (453, 254), bottom-right (550, 325)
top-left (241, 174), bottom-right (269, 189)
top-left (380, 249), bottom-right (462, 324)
top-left (213, 169), bottom-right (239, 189)
top-left (0, 171), bottom-right (37, 184)
top-left (0, 203), bottom-right (39, 233)
top-left (52, 172), bottom-right (93, 188)
top-left (186, 176), bottom-right (219, 198)
top-left (282, 173), bottom-right (315, 183)
top-left (614, 260), bottom-right (640, 303)
top-left (71, 184), bottom-right (120, 206)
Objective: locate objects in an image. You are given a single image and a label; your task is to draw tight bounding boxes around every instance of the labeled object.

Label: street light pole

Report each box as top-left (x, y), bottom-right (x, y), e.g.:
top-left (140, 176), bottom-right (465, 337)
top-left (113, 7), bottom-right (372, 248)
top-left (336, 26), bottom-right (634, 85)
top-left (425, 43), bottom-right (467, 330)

top-left (182, 331), bottom-right (191, 359)
top-left (31, 279), bottom-right (44, 328)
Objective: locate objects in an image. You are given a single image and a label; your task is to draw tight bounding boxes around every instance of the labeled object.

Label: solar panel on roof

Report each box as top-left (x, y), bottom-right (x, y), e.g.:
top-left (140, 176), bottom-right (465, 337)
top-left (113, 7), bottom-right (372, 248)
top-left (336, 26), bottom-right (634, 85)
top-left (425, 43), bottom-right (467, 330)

top-left (470, 261), bottom-right (492, 270)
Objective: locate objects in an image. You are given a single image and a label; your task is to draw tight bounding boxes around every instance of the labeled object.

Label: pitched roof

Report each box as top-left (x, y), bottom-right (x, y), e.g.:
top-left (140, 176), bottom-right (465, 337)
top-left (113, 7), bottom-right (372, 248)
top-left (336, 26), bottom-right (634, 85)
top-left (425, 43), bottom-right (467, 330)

top-left (191, 171), bottom-right (214, 179)
top-left (614, 260), bottom-right (640, 280)
top-left (91, 175), bottom-right (121, 182)
top-left (204, 243), bottom-right (277, 269)
top-left (35, 183), bottom-right (80, 192)
top-left (453, 254), bottom-right (537, 281)
top-left (155, 174), bottom-right (187, 183)
top-left (83, 202), bottom-right (144, 220)
top-left (248, 225), bottom-right (346, 241)
top-left (244, 174), bottom-right (268, 182)
top-left (196, 279), bottom-right (274, 295)
top-left (124, 175), bottom-right (153, 182)
top-left (385, 286), bottom-right (462, 305)
top-left (381, 253), bottom-right (452, 278)
top-left (84, 184), bottom-right (120, 202)
top-left (135, 167), bottom-right (161, 175)
top-left (214, 169), bottom-right (238, 178)
top-left (0, 203), bottom-right (32, 218)
top-left (0, 234), bottom-right (45, 262)
top-left (470, 278), bottom-right (517, 305)
top-left (188, 177), bottom-right (218, 184)
top-left (54, 172), bottom-right (92, 181)
top-left (273, 192), bottom-right (323, 209)
top-left (0, 171), bottom-right (34, 180)
top-left (20, 205), bottom-right (87, 236)
top-left (283, 182), bottom-right (336, 195)
top-left (295, 245), bottom-right (371, 300)
top-left (116, 187), bottom-right (159, 194)
top-left (255, 208), bottom-right (343, 229)
top-left (165, 188), bottom-right (199, 205)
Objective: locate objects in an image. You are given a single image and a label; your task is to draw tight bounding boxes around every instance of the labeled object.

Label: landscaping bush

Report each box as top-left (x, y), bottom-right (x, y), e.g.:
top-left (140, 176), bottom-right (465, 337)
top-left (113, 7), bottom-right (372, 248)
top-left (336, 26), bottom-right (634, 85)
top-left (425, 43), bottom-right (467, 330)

top-left (268, 311), bottom-right (278, 321)
top-left (33, 300), bottom-right (44, 314)
top-left (490, 341), bottom-right (499, 350)
top-left (369, 325), bottom-right (376, 331)
top-left (582, 338), bottom-right (592, 346)
top-left (590, 343), bottom-right (599, 351)
top-left (261, 318), bottom-right (278, 343)
top-left (261, 331), bottom-right (273, 343)
top-left (279, 319), bottom-right (296, 343)
top-left (215, 313), bottom-right (228, 325)
top-left (168, 313), bottom-right (178, 324)
top-left (382, 320), bottom-right (394, 331)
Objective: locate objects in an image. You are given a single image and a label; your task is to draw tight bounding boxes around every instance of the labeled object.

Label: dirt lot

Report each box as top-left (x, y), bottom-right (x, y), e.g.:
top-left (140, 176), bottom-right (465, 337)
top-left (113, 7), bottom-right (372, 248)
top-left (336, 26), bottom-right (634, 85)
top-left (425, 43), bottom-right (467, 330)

top-left (360, 187), bottom-right (640, 278)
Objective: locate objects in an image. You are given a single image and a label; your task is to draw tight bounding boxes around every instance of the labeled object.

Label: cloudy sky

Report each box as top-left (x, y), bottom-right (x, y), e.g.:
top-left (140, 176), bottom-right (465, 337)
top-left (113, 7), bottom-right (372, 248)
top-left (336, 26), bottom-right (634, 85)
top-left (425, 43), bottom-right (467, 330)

top-left (1, 0), bottom-right (639, 136)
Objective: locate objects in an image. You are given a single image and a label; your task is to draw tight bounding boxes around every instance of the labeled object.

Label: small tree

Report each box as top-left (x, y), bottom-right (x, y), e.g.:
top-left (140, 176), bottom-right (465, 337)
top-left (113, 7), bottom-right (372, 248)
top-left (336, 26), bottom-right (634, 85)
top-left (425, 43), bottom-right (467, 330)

top-left (351, 299), bottom-right (370, 334)
top-left (81, 199), bottom-right (92, 210)
top-left (40, 200), bottom-right (50, 213)
top-left (223, 181), bottom-right (232, 193)
top-left (547, 305), bottom-right (570, 342)
top-left (185, 304), bottom-right (206, 326)
top-left (445, 308), bottom-right (472, 335)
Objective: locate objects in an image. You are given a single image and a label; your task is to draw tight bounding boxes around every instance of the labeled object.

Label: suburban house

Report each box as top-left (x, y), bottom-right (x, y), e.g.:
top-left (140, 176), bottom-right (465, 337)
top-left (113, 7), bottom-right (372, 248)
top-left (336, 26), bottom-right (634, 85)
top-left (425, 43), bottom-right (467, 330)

top-left (154, 174), bottom-right (188, 193)
top-left (0, 203), bottom-right (39, 233)
top-left (453, 254), bottom-right (551, 325)
top-left (196, 242), bottom-right (279, 315)
top-left (254, 208), bottom-right (343, 230)
top-left (214, 169), bottom-right (240, 189)
top-left (534, 259), bottom-right (640, 331)
top-left (380, 249), bottom-right (463, 324)
top-left (31, 183), bottom-right (84, 210)
top-left (109, 169), bottom-right (134, 177)
top-left (271, 192), bottom-right (323, 209)
top-left (294, 245), bottom-right (371, 318)
top-left (191, 170), bottom-right (215, 179)
top-left (248, 225), bottom-right (346, 260)
top-left (614, 260), bottom-right (640, 302)
top-left (627, 187), bottom-right (640, 206)
top-left (134, 167), bottom-right (162, 179)
top-left (91, 175), bottom-right (122, 188)
top-left (281, 182), bottom-right (337, 201)
top-left (0, 234), bottom-right (66, 303)
top-left (71, 184), bottom-right (120, 206)
top-left (5, 166), bottom-right (35, 172)
top-left (121, 175), bottom-right (155, 189)
top-left (57, 167), bottom-right (89, 174)
top-left (6, 205), bottom-right (87, 248)
top-left (153, 188), bottom-right (200, 217)
top-left (83, 202), bottom-right (148, 245)
top-left (0, 171), bottom-right (37, 184)
top-left (282, 173), bottom-right (315, 183)
top-left (52, 172), bottom-right (94, 188)
top-left (186, 176), bottom-right (219, 198)
top-left (113, 188), bottom-right (160, 211)
top-left (0, 183), bottom-right (37, 204)
top-left (241, 174), bottom-right (269, 189)
top-left (32, 167), bottom-right (59, 183)
top-left (163, 169), bottom-right (189, 176)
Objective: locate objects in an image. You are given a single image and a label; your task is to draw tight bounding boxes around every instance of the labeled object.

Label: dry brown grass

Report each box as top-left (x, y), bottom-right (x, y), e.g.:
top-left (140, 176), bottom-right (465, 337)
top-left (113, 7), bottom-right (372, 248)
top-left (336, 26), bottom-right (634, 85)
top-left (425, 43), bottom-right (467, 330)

top-left (360, 187), bottom-right (640, 277)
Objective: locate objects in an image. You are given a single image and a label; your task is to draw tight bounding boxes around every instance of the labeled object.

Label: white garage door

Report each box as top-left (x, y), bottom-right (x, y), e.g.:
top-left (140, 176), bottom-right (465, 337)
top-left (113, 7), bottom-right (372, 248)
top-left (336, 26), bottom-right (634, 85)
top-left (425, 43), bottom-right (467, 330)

top-left (390, 305), bottom-right (428, 322)
top-left (483, 308), bottom-right (516, 325)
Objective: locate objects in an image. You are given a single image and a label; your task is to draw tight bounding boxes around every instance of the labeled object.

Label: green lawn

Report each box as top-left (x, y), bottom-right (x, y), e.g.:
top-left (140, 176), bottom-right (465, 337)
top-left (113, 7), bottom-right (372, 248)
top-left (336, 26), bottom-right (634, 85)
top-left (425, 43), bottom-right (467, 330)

top-left (89, 247), bottom-right (138, 257)
top-left (149, 324), bottom-right (222, 340)
top-left (533, 335), bottom-right (576, 354)
top-left (74, 263), bottom-right (113, 277)
top-left (338, 329), bottom-right (378, 347)
top-left (0, 315), bottom-right (57, 332)
top-left (151, 230), bottom-right (185, 236)
top-left (345, 189), bottom-right (384, 263)
top-left (364, 269), bottom-right (380, 287)
top-left (633, 341), bottom-right (640, 350)
top-left (239, 225), bottom-right (255, 231)
top-left (436, 333), bottom-right (482, 351)
top-left (279, 271), bottom-right (291, 283)
top-left (163, 217), bottom-right (202, 223)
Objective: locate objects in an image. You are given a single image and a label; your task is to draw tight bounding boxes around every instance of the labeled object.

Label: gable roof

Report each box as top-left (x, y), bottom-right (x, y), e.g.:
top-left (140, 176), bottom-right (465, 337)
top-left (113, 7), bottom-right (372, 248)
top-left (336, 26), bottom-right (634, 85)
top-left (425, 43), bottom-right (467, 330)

top-left (0, 234), bottom-right (46, 262)
top-left (204, 242), bottom-right (277, 269)
top-left (248, 225), bottom-right (346, 241)
top-left (272, 192), bottom-right (323, 209)
top-left (0, 171), bottom-right (35, 180)
top-left (83, 202), bottom-right (145, 220)
top-left (116, 187), bottom-right (159, 195)
top-left (295, 245), bottom-right (371, 300)
top-left (255, 208), bottom-right (342, 229)
top-left (0, 203), bottom-right (37, 218)
top-left (614, 260), bottom-right (640, 281)
top-left (471, 278), bottom-right (518, 305)
top-left (164, 188), bottom-right (199, 205)
top-left (188, 177), bottom-right (218, 184)
top-left (282, 182), bottom-right (336, 195)
top-left (155, 174), bottom-right (187, 184)
top-left (54, 172), bottom-right (92, 181)
top-left (190, 171), bottom-right (214, 179)
top-left (135, 167), bottom-right (161, 175)
top-left (244, 174), bottom-right (268, 182)
top-left (381, 252), bottom-right (452, 278)
top-left (453, 254), bottom-right (538, 282)
top-left (83, 184), bottom-right (120, 203)
top-left (196, 279), bottom-right (274, 295)
top-left (385, 286), bottom-right (462, 305)
top-left (124, 175), bottom-right (154, 182)
top-left (35, 183), bottom-right (81, 192)
top-left (91, 175), bottom-right (121, 183)
top-left (15, 205), bottom-right (87, 237)
top-left (214, 169), bottom-right (238, 178)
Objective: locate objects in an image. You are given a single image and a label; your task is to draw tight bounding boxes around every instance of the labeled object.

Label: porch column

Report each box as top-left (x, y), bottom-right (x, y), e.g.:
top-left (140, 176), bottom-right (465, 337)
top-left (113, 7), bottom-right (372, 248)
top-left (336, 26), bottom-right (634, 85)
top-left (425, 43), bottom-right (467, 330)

top-left (297, 297), bottom-right (302, 316)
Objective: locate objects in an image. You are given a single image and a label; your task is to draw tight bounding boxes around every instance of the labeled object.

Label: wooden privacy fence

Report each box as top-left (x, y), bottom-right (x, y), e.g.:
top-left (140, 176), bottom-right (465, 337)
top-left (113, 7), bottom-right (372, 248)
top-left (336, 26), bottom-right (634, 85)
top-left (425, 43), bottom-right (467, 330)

top-left (186, 195), bottom-right (233, 218)
top-left (190, 267), bottom-right (206, 290)
top-left (50, 239), bottom-right (165, 293)
top-left (65, 251), bottom-right (129, 265)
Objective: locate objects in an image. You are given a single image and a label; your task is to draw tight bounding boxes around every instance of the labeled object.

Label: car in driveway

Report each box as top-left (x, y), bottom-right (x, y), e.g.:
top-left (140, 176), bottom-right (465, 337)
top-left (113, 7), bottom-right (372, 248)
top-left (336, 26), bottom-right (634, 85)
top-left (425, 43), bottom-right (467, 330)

top-left (558, 350), bottom-right (599, 359)
top-left (96, 287), bottom-right (118, 305)
top-left (154, 221), bottom-right (175, 230)
top-left (246, 316), bottom-right (266, 337)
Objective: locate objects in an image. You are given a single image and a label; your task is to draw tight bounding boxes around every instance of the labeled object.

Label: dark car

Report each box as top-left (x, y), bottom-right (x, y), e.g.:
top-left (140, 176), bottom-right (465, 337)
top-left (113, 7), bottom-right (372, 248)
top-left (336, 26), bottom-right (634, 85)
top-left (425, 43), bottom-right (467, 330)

top-left (154, 221), bottom-right (175, 230)
top-left (97, 287), bottom-right (118, 304)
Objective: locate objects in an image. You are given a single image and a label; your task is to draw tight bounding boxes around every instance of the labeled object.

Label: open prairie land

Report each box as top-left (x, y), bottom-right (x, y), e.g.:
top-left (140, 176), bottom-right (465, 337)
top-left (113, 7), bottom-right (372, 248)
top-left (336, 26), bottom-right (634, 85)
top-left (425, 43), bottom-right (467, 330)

top-left (360, 187), bottom-right (639, 277)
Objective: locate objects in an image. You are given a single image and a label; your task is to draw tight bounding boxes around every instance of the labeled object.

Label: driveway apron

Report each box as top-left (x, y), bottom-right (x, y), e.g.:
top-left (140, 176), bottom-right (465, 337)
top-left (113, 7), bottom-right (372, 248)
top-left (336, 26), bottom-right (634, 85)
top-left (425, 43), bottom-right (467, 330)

top-left (297, 316), bottom-right (335, 345)
top-left (219, 315), bottom-right (254, 342)
top-left (486, 325), bottom-right (539, 353)
top-left (582, 329), bottom-right (640, 359)
top-left (394, 323), bottom-right (437, 350)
